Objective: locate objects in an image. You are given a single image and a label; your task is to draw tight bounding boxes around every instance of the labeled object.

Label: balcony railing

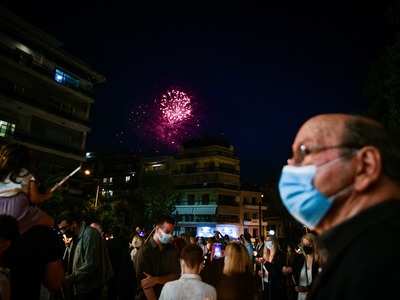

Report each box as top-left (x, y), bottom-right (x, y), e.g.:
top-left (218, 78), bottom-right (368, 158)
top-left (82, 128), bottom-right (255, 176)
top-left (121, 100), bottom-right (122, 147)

top-left (0, 84), bottom-right (90, 126)
top-left (0, 44), bottom-right (94, 97)
top-left (173, 167), bottom-right (239, 175)
top-left (1, 132), bottom-right (85, 157)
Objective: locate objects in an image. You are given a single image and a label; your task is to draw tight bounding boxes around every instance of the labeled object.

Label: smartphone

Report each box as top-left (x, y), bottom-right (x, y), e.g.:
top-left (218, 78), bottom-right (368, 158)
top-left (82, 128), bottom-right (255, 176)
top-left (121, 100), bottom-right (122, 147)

top-left (211, 243), bottom-right (222, 260)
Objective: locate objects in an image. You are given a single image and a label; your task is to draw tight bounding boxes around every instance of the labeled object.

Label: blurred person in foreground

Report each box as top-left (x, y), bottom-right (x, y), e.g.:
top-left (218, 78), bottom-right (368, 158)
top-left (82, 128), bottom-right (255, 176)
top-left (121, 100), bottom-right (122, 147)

top-left (159, 244), bottom-right (216, 300)
top-left (0, 143), bottom-right (54, 233)
top-left (278, 113), bottom-right (400, 299)
top-left (0, 215), bottom-right (19, 300)
top-left (3, 219), bottom-right (64, 300)
top-left (134, 215), bottom-right (180, 300)
top-left (216, 242), bottom-right (255, 300)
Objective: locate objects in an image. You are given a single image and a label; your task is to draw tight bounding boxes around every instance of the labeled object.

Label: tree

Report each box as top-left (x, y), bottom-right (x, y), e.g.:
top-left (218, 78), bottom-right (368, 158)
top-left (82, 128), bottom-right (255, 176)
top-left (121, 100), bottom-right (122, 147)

top-left (134, 176), bottom-right (177, 230)
top-left (364, 0), bottom-right (400, 142)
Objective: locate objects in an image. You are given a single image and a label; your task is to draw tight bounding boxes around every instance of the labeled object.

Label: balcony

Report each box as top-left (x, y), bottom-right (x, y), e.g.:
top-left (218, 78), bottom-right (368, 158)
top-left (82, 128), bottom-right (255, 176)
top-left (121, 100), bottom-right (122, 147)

top-left (0, 44), bottom-right (95, 97)
top-left (0, 84), bottom-right (90, 126)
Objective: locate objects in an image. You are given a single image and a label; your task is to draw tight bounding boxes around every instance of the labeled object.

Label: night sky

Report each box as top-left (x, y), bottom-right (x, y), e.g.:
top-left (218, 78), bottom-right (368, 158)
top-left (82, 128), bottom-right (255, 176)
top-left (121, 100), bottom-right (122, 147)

top-left (2, 1), bottom-right (393, 184)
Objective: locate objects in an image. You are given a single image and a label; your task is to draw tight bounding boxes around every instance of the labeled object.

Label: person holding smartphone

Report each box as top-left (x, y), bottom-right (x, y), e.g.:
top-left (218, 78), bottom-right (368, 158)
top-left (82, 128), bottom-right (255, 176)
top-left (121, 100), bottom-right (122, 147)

top-left (282, 233), bottom-right (320, 300)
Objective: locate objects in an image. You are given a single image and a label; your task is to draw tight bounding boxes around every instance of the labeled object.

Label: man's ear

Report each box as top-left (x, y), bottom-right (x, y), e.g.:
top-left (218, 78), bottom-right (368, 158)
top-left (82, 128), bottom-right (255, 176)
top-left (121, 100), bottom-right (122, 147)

top-left (0, 239), bottom-right (12, 252)
top-left (354, 146), bottom-right (382, 191)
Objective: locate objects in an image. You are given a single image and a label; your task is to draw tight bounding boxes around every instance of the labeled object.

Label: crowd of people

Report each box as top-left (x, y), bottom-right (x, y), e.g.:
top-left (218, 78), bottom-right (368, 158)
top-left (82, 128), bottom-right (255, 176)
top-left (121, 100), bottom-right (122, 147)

top-left (1, 113), bottom-right (400, 300)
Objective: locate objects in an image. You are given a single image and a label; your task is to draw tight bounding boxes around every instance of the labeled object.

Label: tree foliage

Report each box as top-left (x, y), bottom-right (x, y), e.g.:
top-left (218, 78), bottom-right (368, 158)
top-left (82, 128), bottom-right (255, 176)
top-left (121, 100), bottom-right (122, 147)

top-left (364, 0), bottom-right (400, 143)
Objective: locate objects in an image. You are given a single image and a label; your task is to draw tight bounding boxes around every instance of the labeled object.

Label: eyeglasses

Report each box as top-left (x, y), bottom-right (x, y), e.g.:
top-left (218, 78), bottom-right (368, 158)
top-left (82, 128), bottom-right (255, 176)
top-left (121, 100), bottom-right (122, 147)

top-left (288, 144), bottom-right (359, 166)
top-left (59, 224), bottom-right (70, 232)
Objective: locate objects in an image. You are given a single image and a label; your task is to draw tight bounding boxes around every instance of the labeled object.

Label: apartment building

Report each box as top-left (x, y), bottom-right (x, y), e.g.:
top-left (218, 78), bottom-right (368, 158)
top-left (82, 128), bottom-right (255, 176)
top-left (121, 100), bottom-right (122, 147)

top-left (0, 6), bottom-right (104, 189)
top-left (172, 136), bottom-right (242, 238)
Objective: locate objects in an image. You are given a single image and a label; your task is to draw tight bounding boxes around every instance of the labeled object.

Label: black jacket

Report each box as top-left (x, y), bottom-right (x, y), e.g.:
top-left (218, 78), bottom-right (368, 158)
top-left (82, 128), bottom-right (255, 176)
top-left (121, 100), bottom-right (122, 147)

top-left (309, 200), bottom-right (400, 300)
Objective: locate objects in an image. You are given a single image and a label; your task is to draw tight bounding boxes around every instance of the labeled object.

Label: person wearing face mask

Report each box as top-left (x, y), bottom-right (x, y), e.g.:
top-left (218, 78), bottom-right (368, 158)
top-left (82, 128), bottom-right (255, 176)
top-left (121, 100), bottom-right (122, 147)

top-left (283, 243), bottom-right (296, 300)
top-left (56, 210), bottom-right (113, 300)
top-left (278, 113), bottom-right (400, 300)
top-left (282, 233), bottom-right (320, 300)
top-left (257, 235), bottom-right (287, 300)
top-left (134, 215), bottom-right (180, 300)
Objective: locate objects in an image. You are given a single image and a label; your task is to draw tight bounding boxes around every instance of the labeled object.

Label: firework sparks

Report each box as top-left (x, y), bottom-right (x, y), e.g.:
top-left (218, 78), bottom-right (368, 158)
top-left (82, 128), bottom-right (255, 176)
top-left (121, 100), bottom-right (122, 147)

top-left (126, 89), bottom-right (202, 153)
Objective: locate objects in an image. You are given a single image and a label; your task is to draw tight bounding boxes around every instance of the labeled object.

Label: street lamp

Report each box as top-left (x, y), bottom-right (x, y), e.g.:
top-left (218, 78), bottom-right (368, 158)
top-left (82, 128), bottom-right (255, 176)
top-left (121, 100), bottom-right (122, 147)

top-left (84, 169), bottom-right (100, 207)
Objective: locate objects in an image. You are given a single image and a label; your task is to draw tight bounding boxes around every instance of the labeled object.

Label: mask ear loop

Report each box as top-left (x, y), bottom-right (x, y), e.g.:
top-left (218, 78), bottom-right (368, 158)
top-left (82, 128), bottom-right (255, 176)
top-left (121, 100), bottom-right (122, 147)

top-left (328, 184), bottom-right (354, 202)
top-left (317, 150), bottom-right (359, 171)
top-left (317, 150), bottom-right (358, 202)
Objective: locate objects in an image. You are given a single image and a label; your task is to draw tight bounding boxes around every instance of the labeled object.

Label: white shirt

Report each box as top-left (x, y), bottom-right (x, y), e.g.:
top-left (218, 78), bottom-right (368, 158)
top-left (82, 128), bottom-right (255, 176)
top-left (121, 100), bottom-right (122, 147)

top-left (0, 169), bottom-right (33, 197)
top-left (159, 273), bottom-right (217, 300)
top-left (0, 266), bottom-right (11, 300)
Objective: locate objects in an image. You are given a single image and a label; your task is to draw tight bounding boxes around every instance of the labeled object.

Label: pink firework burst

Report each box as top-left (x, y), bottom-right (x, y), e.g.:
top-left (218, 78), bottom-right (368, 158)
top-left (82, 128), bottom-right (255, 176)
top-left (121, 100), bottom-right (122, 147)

top-left (130, 89), bottom-right (202, 152)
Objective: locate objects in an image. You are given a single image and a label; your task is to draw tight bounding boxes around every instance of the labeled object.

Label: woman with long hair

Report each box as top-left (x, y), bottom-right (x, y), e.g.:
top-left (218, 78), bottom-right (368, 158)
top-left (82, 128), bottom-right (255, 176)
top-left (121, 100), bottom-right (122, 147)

top-left (216, 242), bottom-right (255, 300)
top-left (282, 233), bottom-right (320, 300)
top-left (258, 234), bottom-right (287, 300)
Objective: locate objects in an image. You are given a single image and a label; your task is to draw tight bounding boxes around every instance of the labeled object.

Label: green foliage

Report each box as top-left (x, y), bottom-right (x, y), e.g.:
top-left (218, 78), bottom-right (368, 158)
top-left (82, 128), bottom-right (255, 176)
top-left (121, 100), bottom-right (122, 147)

top-left (364, 1), bottom-right (400, 143)
top-left (135, 177), bottom-right (177, 229)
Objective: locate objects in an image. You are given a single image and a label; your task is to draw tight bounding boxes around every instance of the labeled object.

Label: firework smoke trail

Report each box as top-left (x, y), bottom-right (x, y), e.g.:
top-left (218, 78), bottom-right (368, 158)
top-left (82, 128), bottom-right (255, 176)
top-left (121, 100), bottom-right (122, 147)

top-left (127, 89), bottom-right (201, 153)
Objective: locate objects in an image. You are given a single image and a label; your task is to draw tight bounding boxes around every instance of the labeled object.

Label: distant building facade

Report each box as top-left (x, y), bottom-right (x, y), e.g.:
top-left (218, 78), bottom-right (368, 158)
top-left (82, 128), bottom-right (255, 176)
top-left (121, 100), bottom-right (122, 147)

top-left (82, 149), bottom-right (140, 206)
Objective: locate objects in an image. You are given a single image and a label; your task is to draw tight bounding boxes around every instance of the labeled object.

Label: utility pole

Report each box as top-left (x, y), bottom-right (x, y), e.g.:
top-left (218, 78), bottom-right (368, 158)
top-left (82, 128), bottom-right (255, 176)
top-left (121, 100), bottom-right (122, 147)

top-left (259, 194), bottom-right (263, 237)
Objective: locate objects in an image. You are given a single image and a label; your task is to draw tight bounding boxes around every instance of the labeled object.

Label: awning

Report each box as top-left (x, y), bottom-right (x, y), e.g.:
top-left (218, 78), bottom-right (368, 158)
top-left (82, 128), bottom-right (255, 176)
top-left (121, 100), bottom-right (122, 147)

top-left (193, 207), bottom-right (216, 215)
top-left (173, 207), bottom-right (194, 215)
top-left (173, 206), bottom-right (217, 215)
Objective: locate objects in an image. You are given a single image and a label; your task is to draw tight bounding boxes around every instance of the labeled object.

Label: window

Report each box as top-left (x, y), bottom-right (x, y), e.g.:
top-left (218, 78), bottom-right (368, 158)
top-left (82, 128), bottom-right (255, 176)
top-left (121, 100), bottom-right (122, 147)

top-left (252, 213), bottom-right (258, 219)
top-left (125, 176), bottom-right (131, 182)
top-left (204, 162), bottom-right (215, 171)
top-left (54, 69), bottom-right (79, 89)
top-left (0, 121), bottom-right (15, 137)
top-left (188, 194), bottom-right (195, 205)
top-left (49, 97), bottom-right (75, 115)
top-left (13, 84), bottom-right (25, 97)
top-left (202, 194), bottom-right (209, 205)
top-left (243, 197), bottom-right (248, 204)
top-left (243, 213), bottom-right (249, 221)
top-left (220, 163), bottom-right (234, 173)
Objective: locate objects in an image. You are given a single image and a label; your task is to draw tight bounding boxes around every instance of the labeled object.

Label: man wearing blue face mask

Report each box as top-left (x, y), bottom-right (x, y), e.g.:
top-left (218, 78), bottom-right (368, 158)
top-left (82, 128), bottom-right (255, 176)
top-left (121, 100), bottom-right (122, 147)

top-left (134, 215), bottom-right (180, 300)
top-left (278, 113), bottom-right (400, 300)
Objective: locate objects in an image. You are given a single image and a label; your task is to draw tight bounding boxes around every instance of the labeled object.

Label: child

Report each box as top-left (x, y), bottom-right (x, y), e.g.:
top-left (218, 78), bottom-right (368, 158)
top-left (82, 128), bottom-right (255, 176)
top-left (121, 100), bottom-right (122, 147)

top-left (0, 143), bottom-right (54, 234)
top-left (0, 214), bottom-right (19, 300)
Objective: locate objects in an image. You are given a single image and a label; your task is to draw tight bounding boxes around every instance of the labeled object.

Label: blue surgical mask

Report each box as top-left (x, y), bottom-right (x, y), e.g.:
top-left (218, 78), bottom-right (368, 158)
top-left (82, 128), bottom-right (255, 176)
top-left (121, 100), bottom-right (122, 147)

top-left (278, 157), bottom-right (354, 230)
top-left (158, 228), bottom-right (172, 244)
top-left (265, 241), bottom-right (273, 249)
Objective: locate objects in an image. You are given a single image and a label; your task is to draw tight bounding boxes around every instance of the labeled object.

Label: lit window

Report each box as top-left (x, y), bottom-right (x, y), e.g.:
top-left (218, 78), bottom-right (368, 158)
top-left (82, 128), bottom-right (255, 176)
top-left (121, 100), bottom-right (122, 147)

top-left (0, 121), bottom-right (15, 137)
top-left (125, 176), bottom-right (130, 182)
top-left (54, 69), bottom-right (79, 89)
